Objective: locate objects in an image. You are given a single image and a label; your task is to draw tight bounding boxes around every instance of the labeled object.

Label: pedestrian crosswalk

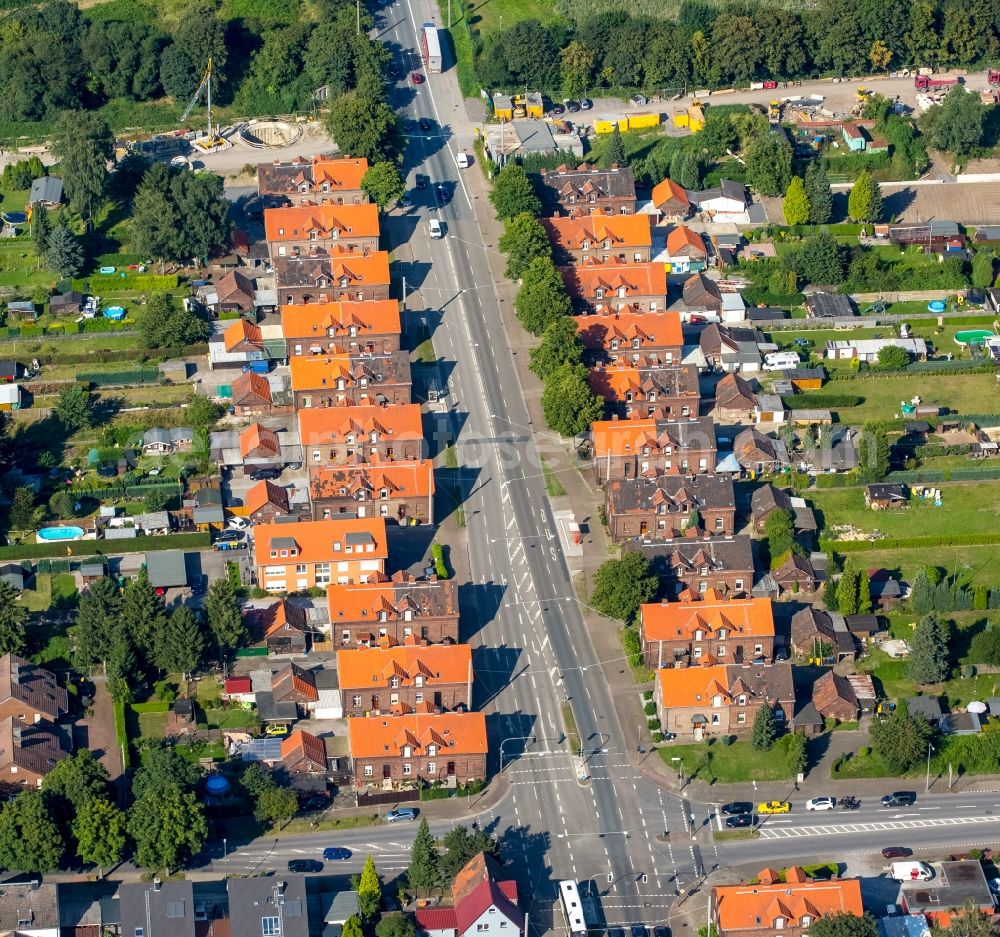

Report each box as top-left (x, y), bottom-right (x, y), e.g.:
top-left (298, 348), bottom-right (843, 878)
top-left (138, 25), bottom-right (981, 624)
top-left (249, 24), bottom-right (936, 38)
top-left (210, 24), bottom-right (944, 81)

top-left (758, 815), bottom-right (995, 838)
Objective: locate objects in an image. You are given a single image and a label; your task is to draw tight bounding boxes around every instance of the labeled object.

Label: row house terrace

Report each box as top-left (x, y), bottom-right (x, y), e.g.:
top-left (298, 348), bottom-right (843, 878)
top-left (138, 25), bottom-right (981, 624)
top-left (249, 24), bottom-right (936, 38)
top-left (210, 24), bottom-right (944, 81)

top-left (626, 535), bottom-right (755, 598)
top-left (536, 163), bottom-right (637, 217)
top-left (562, 261), bottom-right (667, 314)
top-left (543, 215), bottom-right (652, 264)
top-left (275, 252), bottom-right (390, 305)
top-left (257, 155), bottom-right (369, 207)
top-left (337, 644), bottom-right (473, 716)
top-left (298, 403), bottom-right (425, 465)
top-left (588, 363), bottom-right (699, 421)
top-left (591, 416), bottom-right (717, 483)
top-left (327, 573), bottom-right (460, 647)
top-left (348, 711), bottom-right (487, 787)
top-left (310, 459), bottom-right (435, 524)
top-left (265, 203), bottom-right (380, 259)
top-left (290, 352), bottom-right (411, 409)
top-left (253, 517), bottom-right (388, 591)
top-left (640, 590), bottom-right (775, 669)
top-left (604, 473), bottom-right (736, 543)
top-left (577, 311), bottom-right (683, 366)
top-left (281, 301), bottom-right (401, 356)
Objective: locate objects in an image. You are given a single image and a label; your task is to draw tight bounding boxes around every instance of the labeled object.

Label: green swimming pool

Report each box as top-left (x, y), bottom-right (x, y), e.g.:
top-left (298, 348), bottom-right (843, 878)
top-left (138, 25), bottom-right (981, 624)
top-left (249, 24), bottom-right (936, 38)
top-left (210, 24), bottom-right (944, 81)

top-left (954, 329), bottom-right (995, 345)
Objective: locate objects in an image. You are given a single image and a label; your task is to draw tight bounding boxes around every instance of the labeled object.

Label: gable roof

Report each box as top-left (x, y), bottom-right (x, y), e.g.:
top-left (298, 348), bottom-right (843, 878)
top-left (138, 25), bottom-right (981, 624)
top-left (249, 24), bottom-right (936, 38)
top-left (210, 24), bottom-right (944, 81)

top-left (239, 423), bottom-right (281, 458)
top-left (280, 728), bottom-right (326, 769)
top-left (272, 661), bottom-right (319, 702)
top-left (223, 318), bottom-right (262, 351)
top-left (656, 661), bottom-right (794, 709)
top-left (257, 155), bottom-right (369, 196)
top-left (642, 592), bottom-right (774, 643)
top-left (216, 270), bottom-right (255, 305)
top-left (0, 654), bottom-right (67, 720)
top-left (281, 300), bottom-right (401, 340)
top-left (714, 873), bottom-right (862, 931)
top-left (231, 371), bottom-right (272, 406)
top-left (591, 416), bottom-right (717, 461)
top-left (274, 252), bottom-right (391, 290)
top-left (576, 311), bottom-right (683, 351)
top-left (452, 853), bottom-right (523, 935)
top-left (588, 363), bottom-right (699, 403)
top-left (337, 644), bottom-right (471, 693)
top-left (651, 177), bottom-right (691, 211)
top-left (326, 574), bottom-right (459, 631)
top-left (245, 479), bottom-right (290, 515)
top-left (606, 473), bottom-right (735, 517)
top-left (812, 670), bottom-right (858, 717)
top-left (250, 600), bottom-right (308, 640)
top-left (542, 214), bottom-right (652, 251)
top-left (348, 711), bottom-right (487, 759)
top-left (310, 459), bottom-right (435, 503)
top-left (289, 352), bottom-right (410, 392)
top-left (254, 517), bottom-right (388, 567)
top-left (0, 716), bottom-right (67, 778)
top-left (537, 163), bottom-right (636, 204)
top-left (715, 372), bottom-right (756, 411)
top-left (666, 225), bottom-right (706, 257)
top-left (298, 403), bottom-right (424, 448)
top-left (264, 203), bottom-right (380, 243)
top-left (682, 273), bottom-right (723, 310)
top-left (561, 261), bottom-right (666, 301)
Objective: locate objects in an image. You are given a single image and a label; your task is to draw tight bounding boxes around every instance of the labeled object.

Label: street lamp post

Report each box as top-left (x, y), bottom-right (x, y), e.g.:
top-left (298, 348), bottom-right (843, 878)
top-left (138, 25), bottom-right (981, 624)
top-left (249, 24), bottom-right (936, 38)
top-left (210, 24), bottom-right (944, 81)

top-left (925, 742), bottom-right (935, 792)
top-left (223, 837), bottom-right (228, 878)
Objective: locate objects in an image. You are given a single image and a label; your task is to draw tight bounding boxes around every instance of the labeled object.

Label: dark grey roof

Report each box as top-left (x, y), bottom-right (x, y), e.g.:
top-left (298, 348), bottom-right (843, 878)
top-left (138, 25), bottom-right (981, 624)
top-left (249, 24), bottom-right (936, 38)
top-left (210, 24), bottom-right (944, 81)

top-left (781, 367), bottom-right (825, 380)
top-left (537, 164), bottom-right (636, 208)
top-left (49, 291), bottom-right (82, 311)
top-left (272, 537), bottom-right (299, 550)
top-left (28, 175), bottom-right (62, 205)
top-left (119, 881), bottom-right (196, 937)
top-left (900, 860), bottom-right (992, 913)
top-left (145, 550), bottom-right (187, 588)
top-left (974, 226), bottom-right (1000, 242)
top-left (321, 890), bottom-right (361, 924)
top-left (806, 292), bottom-right (856, 317)
top-left (625, 535), bottom-right (754, 580)
top-left (696, 179), bottom-right (748, 205)
top-left (195, 486), bottom-right (223, 506)
top-left (0, 881), bottom-right (59, 931)
top-left (193, 507), bottom-right (225, 524)
top-left (229, 877), bottom-right (310, 937)
top-left (682, 273), bottom-right (722, 310)
top-left (906, 695), bottom-right (943, 721)
top-left (607, 473), bottom-right (735, 516)
top-left (866, 484), bottom-right (907, 501)
top-left (143, 428), bottom-right (171, 446)
top-left (750, 483), bottom-right (792, 518)
top-left (941, 711), bottom-right (981, 735)
top-left (80, 561), bottom-right (106, 577)
top-left (345, 531), bottom-right (374, 545)
top-left (0, 563), bottom-right (24, 589)
top-left (255, 690), bottom-right (299, 722)
top-left (844, 614), bottom-right (879, 635)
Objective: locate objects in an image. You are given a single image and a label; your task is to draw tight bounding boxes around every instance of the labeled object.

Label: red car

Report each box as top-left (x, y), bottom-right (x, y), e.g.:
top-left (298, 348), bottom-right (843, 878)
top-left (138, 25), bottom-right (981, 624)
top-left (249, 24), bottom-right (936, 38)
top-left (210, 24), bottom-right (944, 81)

top-left (411, 72), bottom-right (424, 84)
top-left (763, 79), bottom-right (778, 90)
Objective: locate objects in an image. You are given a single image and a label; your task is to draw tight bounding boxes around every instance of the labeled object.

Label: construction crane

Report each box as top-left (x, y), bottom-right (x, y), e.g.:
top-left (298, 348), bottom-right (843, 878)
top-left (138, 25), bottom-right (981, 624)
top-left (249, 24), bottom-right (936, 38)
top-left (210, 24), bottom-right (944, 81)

top-left (181, 58), bottom-right (214, 141)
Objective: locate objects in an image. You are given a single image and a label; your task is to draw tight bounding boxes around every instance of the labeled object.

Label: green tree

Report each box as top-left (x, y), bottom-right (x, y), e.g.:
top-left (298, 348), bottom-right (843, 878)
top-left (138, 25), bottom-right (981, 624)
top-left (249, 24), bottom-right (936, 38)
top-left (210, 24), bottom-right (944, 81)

top-left (72, 798), bottom-right (126, 876)
top-left (671, 149), bottom-right (702, 190)
top-left (909, 613), bottom-right (950, 683)
top-left (804, 161), bottom-right (832, 224)
top-left (0, 790), bottom-right (63, 873)
top-left (499, 212), bottom-right (551, 280)
top-left (972, 249), bottom-right (995, 289)
top-left (931, 900), bottom-right (998, 937)
top-left (794, 232), bottom-right (847, 286)
top-left (920, 85), bottom-right (986, 158)
top-left (205, 578), bottom-right (246, 661)
top-left (327, 93), bottom-right (402, 164)
top-left (489, 163), bottom-right (542, 221)
top-left (154, 605), bottom-right (205, 676)
top-left (254, 785), bottom-right (298, 825)
top-left (8, 485), bottom-right (36, 532)
top-left (783, 176), bottom-right (810, 226)
top-left (763, 509), bottom-right (795, 565)
top-left (358, 853), bottom-right (382, 919)
top-left (131, 742), bottom-right (202, 800)
top-left (343, 917), bottom-right (365, 937)
top-left (836, 566), bottom-right (860, 617)
top-left (514, 257), bottom-right (572, 335)
top-left (858, 569), bottom-right (873, 614)
top-left (876, 344), bottom-right (911, 370)
top-left (136, 293), bottom-right (211, 349)
top-left (49, 489), bottom-right (77, 521)
top-left (440, 825), bottom-right (500, 880)
top-left (744, 133), bottom-right (792, 197)
top-left (361, 161), bottom-right (406, 210)
top-left (530, 316), bottom-right (583, 380)
top-left (45, 224), bottom-right (85, 277)
top-left (560, 40), bottom-right (595, 99)
top-left (868, 39), bottom-right (893, 72)
top-left (119, 567), bottom-right (165, 664)
top-left (72, 576), bottom-right (119, 670)
top-left (31, 203), bottom-right (51, 254)
top-left (870, 711), bottom-right (932, 773)
top-left (143, 486), bottom-right (174, 513)
top-left (55, 384), bottom-right (95, 433)
top-left (847, 169), bottom-right (883, 223)
top-left (42, 748), bottom-right (110, 816)
top-left (809, 913), bottom-right (879, 937)
top-left (541, 362), bottom-right (604, 438)
top-left (590, 552), bottom-right (658, 623)
top-left (377, 914), bottom-right (417, 937)
top-left (407, 817), bottom-right (441, 892)
top-left (602, 126), bottom-right (627, 168)
top-left (969, 626), bottom-right (1000, 665)
top-left (0, 582), bottom-right (27, 655)
top-left (128, 781), bottom-right (207, 872)
top-left (784, 731), bottom-right (808, 776)
top-left (858, 426), bottom-right (890, 483)
top-left (51, 110), bottom-right (113, 226)
top-left (750, 703), bottom-right (777, 751)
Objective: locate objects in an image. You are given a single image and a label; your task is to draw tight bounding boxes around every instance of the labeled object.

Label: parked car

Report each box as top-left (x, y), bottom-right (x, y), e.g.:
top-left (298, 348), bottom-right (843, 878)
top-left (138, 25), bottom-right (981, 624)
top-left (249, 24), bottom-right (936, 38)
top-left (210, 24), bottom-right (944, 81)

top-left (301, 796), bottom-right (329, 812)
top-left (579, 98), bottom-right (592, 110)
top-left (216, 530), bottom-right (244, 543)
top-left (805, 797), bottom-right (836, 811)
top-left (725, 814), bottom-right (755, 828)
top-left (385, 807), bottom-right (418, 823)
top-left (631, 927), bottom-right (647, 937)
top-left (882, 846), bottom-right (913, 859)
top-left (881, 792), bottom-right (917, 808)
top-left (249, 466), bottom-right (282, 482)
top-left (549, 103), bottom-right (565, 115)
top-left (264, 724), bottom-right (289, 736)
top-left (323, 846), bottom-right (352, 861)
top-left (757, 801), bottom-right (791, 815)
top-left (720, 801), bottom-right (753, 816)
top-left (389, 64), bottom-right (401, 78)
top-left (288, 859), bottom-right (324, 873)
top-left (565, 99), bottom-right (581, 113)
top-left (415, 174), bottom-right (427, 189)
top-left (227, 516), bottom-right (249, 530)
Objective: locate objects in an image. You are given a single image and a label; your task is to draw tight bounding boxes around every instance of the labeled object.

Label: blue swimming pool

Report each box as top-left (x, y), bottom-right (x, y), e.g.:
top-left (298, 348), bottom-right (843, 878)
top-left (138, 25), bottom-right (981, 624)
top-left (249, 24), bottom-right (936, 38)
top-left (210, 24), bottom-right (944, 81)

top-left (37, 526), bottom-right (85, 542)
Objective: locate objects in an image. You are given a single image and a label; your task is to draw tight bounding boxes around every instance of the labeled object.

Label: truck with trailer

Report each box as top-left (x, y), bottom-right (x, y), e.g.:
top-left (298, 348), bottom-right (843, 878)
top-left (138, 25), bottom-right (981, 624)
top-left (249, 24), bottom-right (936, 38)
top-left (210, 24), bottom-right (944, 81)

top-left (420, 23), bottom-right (441, 73)
top-left (913, 74), bottom-right (959, 92)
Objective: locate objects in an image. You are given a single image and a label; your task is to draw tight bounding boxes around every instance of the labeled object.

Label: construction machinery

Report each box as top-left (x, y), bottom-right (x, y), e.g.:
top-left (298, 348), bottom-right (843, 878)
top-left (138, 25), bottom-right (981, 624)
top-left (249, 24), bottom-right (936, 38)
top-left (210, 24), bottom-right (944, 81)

top-left (855, 86), bottom-right (871, 101)
top-left (768, 99), bottom-right (781, 121)
top-left (988, 68), bottom-right (1000, 87)
top-left (181, 58), bottom-right (226, 152)
top-left (913, 74), bottom-right (958, 92)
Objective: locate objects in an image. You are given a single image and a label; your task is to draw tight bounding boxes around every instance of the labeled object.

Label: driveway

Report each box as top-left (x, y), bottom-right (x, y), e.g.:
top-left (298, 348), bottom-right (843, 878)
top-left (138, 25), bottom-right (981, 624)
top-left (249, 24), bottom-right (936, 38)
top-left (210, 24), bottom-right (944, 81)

top-left (76, 678), bottom-right (122, 785)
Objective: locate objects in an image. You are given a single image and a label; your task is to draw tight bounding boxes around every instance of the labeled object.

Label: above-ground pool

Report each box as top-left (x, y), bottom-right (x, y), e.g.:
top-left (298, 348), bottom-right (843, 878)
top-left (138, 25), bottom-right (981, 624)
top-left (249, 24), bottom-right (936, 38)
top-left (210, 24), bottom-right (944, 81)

top-left (103, 306), bottom-right (125, 320)
top-left (928, 300), bottom-right (947, 313)
top-left (1, 212), bottom-right (27, 225)
top-left (37, 526), bottom-right (85, 542)
top-left (955, 329), bottom-right (995, 346)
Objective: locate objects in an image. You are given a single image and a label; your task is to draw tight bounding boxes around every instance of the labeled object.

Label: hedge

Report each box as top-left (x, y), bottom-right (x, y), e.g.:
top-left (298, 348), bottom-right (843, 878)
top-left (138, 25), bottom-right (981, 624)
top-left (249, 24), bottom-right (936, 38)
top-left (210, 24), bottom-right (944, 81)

top-left (782, 394), bottom-right (863, 409)
top-left (131, 701), bottom-right (171, 713)
top-left (76, 368), bottom-right (161, 386)
top-left (0, 531), bottom-right (209, 561)
top-left (113, 700), bottom-right (131, 769)
top-left (72, 274), bottom-right (179, 292)
top-left (823, 532), bottom-right (1000, 553)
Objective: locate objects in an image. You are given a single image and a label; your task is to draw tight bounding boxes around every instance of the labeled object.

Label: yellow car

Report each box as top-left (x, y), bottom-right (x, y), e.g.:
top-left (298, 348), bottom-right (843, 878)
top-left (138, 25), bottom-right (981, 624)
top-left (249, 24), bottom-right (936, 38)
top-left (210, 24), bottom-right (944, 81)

top-left (264, 724), bottom-right (289, 736)
top-left (757, 800), bottom-right (791, 815)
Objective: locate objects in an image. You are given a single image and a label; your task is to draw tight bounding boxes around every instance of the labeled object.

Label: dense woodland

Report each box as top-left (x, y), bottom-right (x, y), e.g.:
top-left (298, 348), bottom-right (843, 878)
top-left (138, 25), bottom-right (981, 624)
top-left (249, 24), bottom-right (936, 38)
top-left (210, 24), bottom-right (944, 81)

top-left (473, 0), bottom-right (1000, 96)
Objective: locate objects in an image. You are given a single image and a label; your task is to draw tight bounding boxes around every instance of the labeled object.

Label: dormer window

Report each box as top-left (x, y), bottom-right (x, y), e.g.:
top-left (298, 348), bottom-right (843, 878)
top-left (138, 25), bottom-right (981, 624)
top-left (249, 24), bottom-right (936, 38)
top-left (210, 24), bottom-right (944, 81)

top-left (632, 338), bottom-right (640, 348)
top-left (618, 287), bottom-right (627, 298)
top-left (390, 677), bottom-right (400, 688)
top-left (802, 917), bottom-right (811, 927)
top-left (717, 629), bottom-right (726, 640)
top-left (403, 745), bottom-right (412, 757)
top-left (581, 240), bottom-right (590, 250)
top-left (694, 630), bottom-right (703, 641)
top-left (775, 920), bottom-right (785, 930)
top-left (322, 182), bottom-right (330, 191)
top-left (415, 674), bottom-right (424, 686)
top-left (380, 488), bottom-right (389, 500)
top-left (738, 694), bottom-right (747, 705)
top-left (427, 743), bottom-right (436, 756)
top-left (596, 288), bottom-right (605, 299)
top-left (339, 277), bottom-right (349, 288)
top-left (603, 239), bottom-right (611, 249)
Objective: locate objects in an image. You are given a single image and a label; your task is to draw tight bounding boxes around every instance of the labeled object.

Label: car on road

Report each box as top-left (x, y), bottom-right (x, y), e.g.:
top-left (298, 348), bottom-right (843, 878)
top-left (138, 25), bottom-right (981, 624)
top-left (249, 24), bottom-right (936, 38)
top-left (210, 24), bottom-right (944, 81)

top-left (456, 151), bottom-right (471, 169)
top-left (608, 929), bottom-right (626, 937)
top-left (415, 174), bottom-right (427, 189)
top-left (389, 64), bottom-right (401, 78)
top-left (725, 814), bottom-right (755, 829)
top-left (288, 859), bottom-right (324, 873)
top-left (323, 847), bottom-right (352, 861)
top-left (418, 117), bottom-right (432, 131)
top-left (436, 185), bottom-right (451, 204)
top-left (805, 797), bottom-right (836, 811)
top-left (411, 71), bottom-right (424, 84)
top-left (720, 802), bottom-right (753, 816)
top-left (881, 792), bottom-right (917, 807)
top-left (249, 466), bottom-right (282, 482)
top-left (385, 807), bottom-right (418, 823)
top-left (227, 516), bottom-right (249, 531)
top-left (428, 217), bottom-right (443, 239)
top-left (882, 846), bottom-right (913, 859)
top-left (757, 801), bottom-right (791, 815)
top-left (399, 193), bottom-right (413, 208)
top-left (653, 928), bottom-right (670, 937)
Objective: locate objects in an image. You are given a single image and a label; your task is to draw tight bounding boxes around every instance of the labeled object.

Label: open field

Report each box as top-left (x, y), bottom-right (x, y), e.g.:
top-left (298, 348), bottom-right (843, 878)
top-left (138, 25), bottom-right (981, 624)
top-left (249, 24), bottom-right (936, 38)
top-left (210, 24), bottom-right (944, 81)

top-left (831, 543), bottom-right (1000, 588)
top-left (659, 738), bottom-right (793, 783)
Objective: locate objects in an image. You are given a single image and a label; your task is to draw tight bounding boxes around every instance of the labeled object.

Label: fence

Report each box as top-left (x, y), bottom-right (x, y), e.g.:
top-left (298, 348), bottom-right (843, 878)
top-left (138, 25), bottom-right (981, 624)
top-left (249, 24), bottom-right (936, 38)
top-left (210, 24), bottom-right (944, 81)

top-left (0, 531), bottom-right (209, 562)
top-left (754, 310), bottom-right (994, 331)
top-left (356, 788), bottom-right (420, 807)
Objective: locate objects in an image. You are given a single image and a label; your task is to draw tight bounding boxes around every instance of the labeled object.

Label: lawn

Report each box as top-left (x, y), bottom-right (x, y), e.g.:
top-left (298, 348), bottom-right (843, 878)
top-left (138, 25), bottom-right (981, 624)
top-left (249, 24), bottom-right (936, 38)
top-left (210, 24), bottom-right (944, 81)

top-left (835, 543), bottom-right (1000, 588)
top-left (813, 481), bottom-right (1000, 541)
top-left (769, 319), bottom-right (994, 359)
top-left (659, 738), bottom-right (794, 783)
top-left (17, 573), bottom-right (77, 613)
top-left (461, 0), bottom-right (564, 41)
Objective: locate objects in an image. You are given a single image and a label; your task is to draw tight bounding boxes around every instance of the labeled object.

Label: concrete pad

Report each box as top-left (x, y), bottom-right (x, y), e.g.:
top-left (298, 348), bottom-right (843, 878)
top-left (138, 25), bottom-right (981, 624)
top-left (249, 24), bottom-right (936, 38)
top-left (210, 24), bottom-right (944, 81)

top-left (554, 510), bottom-right (583, 558)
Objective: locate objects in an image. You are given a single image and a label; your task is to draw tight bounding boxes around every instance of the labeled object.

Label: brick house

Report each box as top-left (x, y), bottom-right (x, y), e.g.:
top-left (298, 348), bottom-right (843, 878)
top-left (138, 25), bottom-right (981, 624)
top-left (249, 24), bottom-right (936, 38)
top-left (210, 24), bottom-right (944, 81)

top-left (239, 423), bottom-right (281, 463)
top-left (654, 661), bottom-right (795, 739)
top-left (665, 225), bottom-right (708, 271)
top-left (542, 215), bottom-right (652, 264)
top-left (327, 572), bottom-right (460, 647)
top-left (337, 644), bottom-right (473, 716)
top-left (275, 252), bottom-right (391, 305)
top-left (536, 163), bottom-right (636, 217)
top-left (733, 428), bottom-right (789, 474)
top-left (812, 671), bottom-right (859, 723)
top-left (257, 155), bottom-right (370, 207)
top-left (216, 270), bottom-right (256, 312)
top-left (772, 552), bottom-right (819, 595)
top-left (348, 711), bottom-right (487, 787)
top-left (591, 416), bottom-right (718, 483)
top-left (245, 480), bottom-right (293, 524)
top-left (290, 352), bottom-right (411, 410)
top-left (651, 177), bottom-right (692, 221)
top-left (604, 473), bottom-right (736, 543)
top-left (588, 363), bottom-right (700, 421)
top-left (253, 517), bottom-right (388, 591)
top-left (310, 459), bottom-right (435, 524)
top-left (298, 404), bottom-right (425, 465)
top-left (248, 600), bottom-right (310, 654)
top-left (0, 717), bottom-right (68, 788)
top-left (640, 590), bottom-right (775, 669)
top-left (282, 301), bottom-right (401, 357)
top-left (791, 607), bottom-right (856, 663)
top-left (683, 273), bottom-right (723, 315)
top-left (265, 203), bottom-right (380, 259)
top-left (714, 372), bottom-right (757, 422)
top-left (713, 868), bottom-right (863, 937)
top-left (577, 311), bottom-right (683, 366)
top-left (280, 729), bottom-right (327, 774)
top-left (700, 324), bottom-right (765, 373)
top-left (562, 262), bottom-right (667, 314)
top-left (0, 656), bottom-right (68, 724)
top-left (270, 662), bottom-right (319, 716)
top-left (230, 371), bottom-right (275, 417)
top-left (223, 318), bottom-right (263, 355)
top-left (626, 535), bottom-right (755, 598)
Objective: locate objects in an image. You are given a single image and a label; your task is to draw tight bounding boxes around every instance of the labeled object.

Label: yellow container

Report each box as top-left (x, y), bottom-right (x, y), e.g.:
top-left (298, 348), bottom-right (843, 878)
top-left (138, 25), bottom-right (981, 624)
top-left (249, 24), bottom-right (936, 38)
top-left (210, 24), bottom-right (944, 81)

top-left (673, 110), bottom-right (689, 128)
top-left (688, 105), bottom-right (705, 132)
top-left (593, 118), bottom-right (621, 134)
top-left (627, 113), bottom-right (660, 129)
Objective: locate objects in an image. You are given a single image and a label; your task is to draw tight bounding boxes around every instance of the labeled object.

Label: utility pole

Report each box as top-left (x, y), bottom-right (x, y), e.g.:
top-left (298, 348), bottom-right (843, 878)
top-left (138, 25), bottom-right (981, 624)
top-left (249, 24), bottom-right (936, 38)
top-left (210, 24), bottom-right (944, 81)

top-left (356, 0), bottom-right (361, 34)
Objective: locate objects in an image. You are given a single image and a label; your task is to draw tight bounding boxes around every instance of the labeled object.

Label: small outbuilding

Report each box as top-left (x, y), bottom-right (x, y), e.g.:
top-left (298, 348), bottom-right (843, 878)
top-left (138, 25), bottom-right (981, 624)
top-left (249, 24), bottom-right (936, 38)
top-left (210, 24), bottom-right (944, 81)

top-left (27, 176), bottom-right (63, 207)
top-left (145, 550), bottom-right (188, 590)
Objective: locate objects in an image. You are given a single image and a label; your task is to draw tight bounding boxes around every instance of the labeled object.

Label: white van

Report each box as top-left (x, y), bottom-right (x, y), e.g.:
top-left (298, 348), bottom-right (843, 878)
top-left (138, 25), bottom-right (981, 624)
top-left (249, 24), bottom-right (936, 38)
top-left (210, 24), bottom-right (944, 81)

top-left (891, 861), bottom-right (934, 882)
top-left (428, 217), bottom-right (443, 239)
top-left (456, 151), bottom-right (471, 169)
top-left (763, 351), bottom-right (801, 371)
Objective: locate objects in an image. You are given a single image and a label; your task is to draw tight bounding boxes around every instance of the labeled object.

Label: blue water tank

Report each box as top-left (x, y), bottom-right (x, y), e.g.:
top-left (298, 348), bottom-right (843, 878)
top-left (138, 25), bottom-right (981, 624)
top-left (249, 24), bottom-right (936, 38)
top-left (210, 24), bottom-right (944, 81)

top-left (205, 774), bottom-right (231, 796)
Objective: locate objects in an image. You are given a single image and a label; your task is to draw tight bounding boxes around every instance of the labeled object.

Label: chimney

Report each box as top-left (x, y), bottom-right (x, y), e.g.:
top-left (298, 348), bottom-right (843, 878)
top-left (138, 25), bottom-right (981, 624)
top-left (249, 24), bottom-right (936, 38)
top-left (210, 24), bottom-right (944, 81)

top-left (153, 877), bottom-right (162, 892)
top-left (12, 724), bottom-right (22, 745)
